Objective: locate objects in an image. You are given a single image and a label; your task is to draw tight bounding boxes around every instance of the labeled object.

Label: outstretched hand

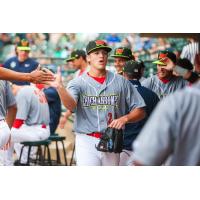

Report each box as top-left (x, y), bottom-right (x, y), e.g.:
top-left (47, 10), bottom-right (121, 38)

top-left (45, 66), bottom-right (64, 89)
top-left (1, 135), bottom-right (11, 150)
top-left (30, 65), bottom-right (55, 84)
top-left (160, 59), bottom-right (175, 71)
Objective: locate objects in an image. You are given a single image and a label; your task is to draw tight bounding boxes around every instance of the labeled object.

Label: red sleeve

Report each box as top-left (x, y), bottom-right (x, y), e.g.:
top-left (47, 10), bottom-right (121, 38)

top-left (12, 119), bottom-right (24, 129)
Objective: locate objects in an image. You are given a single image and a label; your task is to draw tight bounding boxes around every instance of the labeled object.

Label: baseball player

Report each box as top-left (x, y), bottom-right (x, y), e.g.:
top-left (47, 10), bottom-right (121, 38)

top-left (111, 47), bottom-right (146, 82)
top-left (49, 40), bottom-right (146, 166)
top-left (142, 50), bottom-right (188, 99)
top-left (3, 39), bottom-right (39, 85)
top-left (0, 80), bottom-right (17, 150)
top-left (137, 60), bottom-right (146, 82)
top-left (3, 84), bottom-right (50, 165)
top-left (166, 58), bottom-right (199, 84)
top-left (59, 50), bottom-right (89, 129)
top-left (66, 49), bottom-right (89, 78)
top-left (111, 47), bottom-right (134, 75)
top-left (129, 80), bottom-right (200, 166)
top-left (120, 60), bottom-right (159, 165)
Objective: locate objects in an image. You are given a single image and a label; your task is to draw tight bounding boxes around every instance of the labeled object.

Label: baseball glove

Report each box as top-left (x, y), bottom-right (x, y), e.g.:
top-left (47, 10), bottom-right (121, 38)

top-left (95, 127), bottom-right (124, 153)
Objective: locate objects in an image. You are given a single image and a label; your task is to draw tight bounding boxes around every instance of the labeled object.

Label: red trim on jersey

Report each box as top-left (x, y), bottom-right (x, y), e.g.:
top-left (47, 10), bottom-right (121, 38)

top-left (35, 84), bottom-right (45, 90)
top-left (87, 72), bottom-right (106, 84)
top-left (13, 119), bottom-right (24, 129)
top-left (158, 77), bottom-right (170, 84)
top-left (78, 69), bottom-right (85, 76)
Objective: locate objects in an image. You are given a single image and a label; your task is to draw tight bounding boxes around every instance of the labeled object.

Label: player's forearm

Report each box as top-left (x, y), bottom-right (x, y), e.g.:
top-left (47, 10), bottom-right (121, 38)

top-left (125, 107), bottom-right (146, 123)
top-left (0, 68), bottom-right (30, 82)
top-left (57, 84), bottom-right (77, 111)
top-left (132, 160), bottom-right (144, 166)
top-left (184, 71), bottom-right (199, 83)
top-left (6, 105), bottom-right (17, 129)
top-left (173, 65), bottom-right (199, 83)
top-left (61, 110), bottom-right (72, 122)
top-left (109, 108), bottom-right (146, 129)
top-left (63, 110), bottom-right (72, 118)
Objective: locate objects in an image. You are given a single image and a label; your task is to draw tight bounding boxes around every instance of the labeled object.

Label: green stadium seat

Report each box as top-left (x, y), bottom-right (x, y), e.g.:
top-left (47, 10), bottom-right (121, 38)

top-left (18, 140), bottom-right (52, 166)
top-left (48, 134), bottom-right (67, 166)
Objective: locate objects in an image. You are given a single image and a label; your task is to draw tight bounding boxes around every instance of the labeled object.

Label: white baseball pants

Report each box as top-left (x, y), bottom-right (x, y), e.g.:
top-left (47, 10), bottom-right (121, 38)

top-left (119, 150), bottom-right (132, 166)
top-left (0, 120), bottom-right (11, 148)
top-left (75, 133), bottom-right (120, 166)
top-left (3, 124), bottom-right (50, 165)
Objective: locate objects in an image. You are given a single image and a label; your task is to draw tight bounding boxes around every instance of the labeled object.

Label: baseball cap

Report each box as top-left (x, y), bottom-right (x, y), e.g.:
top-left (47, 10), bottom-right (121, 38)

top-left (152, 50), bottom-right (176, 66)
top-left (111, 47), bottom-right (135, 60)
top-left (86, 40), bottom-right (112, 54)
top-left (66, 50), bottom-right (86, 62)
top-left (123, 60), bottom-right (142, 74)
top-left (17, 39), bottom-right (31, 51)
top-left (176, 58), bottom-right (193, 70)
top-left (137, 59), bottom-right (145, 69)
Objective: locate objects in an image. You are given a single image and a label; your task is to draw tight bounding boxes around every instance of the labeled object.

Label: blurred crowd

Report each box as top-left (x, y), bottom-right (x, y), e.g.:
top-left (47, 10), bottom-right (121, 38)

top-left (0, 33), bottom-right (188, 77)
top-left (0, 33), bottom-right (188, 59)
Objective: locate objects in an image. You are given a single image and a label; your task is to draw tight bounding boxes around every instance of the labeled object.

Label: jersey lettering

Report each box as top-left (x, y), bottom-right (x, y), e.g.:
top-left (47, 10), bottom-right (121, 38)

top-left (82, 94), bottom-right (119, 108)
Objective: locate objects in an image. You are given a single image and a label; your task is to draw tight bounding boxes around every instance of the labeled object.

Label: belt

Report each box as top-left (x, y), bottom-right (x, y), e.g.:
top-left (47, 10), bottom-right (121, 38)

top-left (41, 124), bottom-right (47, 129)
top-left (87, 132), bottom-right (102, 138)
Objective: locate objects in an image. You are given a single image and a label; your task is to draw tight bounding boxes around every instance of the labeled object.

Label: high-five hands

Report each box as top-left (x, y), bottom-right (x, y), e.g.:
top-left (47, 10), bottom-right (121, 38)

top-left (45, 66), bottom-right (64, 89)
top-left (30, 64), bottom-right (55, 84)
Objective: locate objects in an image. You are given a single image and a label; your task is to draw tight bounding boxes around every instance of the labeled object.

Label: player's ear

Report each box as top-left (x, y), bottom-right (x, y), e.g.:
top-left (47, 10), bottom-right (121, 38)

top-left (86, 55), bottom-right (90, 63)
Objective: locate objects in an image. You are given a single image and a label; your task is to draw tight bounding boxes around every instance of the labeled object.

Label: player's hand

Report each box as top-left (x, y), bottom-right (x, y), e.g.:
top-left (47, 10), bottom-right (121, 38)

top-left (46, 67), bottom-right (64, 89)
top-left (160, 59), bottom-right (175, 71)
top-left (108, 116), bottom-right (128, 129)
top-left (58, 116), bottom-right (67, 129)
top-left (30, 65), bottom-right (55, 84)
top-left (1, 135), bottom-right (11, 151)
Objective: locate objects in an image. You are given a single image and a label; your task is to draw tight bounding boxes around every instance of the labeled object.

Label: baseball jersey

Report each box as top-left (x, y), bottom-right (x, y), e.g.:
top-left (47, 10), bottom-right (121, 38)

top-left (3, 56), bottom-right (39, 85)
top-left (0, 81), bottom-right (16, 120)
top-left (67, 70), bottom-right (146, 134)
top-left (15, 86), bottom-right (50, 125)
top-left (141, 75), bottom-right (188, 99)
top-left (139, 76), bottom-right (146, 83)
top-left (180, 42), bottom-right (199, 64)
top-left (73, 66), bottom-right (90, 79)
top-left (132, 81), bottom-right (200, 165)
